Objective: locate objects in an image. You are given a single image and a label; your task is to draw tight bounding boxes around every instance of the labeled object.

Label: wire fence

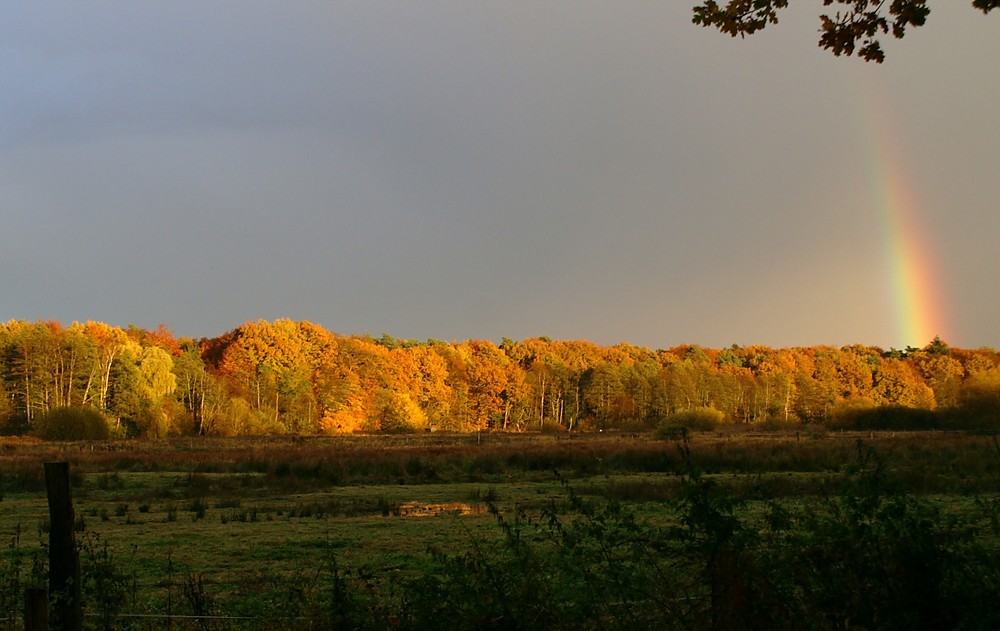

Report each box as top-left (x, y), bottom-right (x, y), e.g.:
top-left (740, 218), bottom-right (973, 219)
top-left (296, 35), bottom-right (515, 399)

top-left (2, 611), bottom-right (322, 630)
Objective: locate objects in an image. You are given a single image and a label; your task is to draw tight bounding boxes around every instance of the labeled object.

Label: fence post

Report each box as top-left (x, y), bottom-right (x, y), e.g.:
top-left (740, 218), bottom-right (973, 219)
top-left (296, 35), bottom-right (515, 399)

top-left (44, 461), bottom-right (81, 631)
top-left (24, 587), bottom-right (48, 631)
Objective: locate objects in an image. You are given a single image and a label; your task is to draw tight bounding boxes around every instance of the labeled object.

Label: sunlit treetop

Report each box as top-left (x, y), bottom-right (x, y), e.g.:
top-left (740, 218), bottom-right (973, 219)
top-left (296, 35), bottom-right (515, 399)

top-left (692, 0), bottom-right (998, 62)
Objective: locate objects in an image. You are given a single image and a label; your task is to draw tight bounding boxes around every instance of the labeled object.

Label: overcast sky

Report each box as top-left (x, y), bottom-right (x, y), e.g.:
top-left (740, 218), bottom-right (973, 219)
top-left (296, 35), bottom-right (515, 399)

top-left (2, 2), bottom-right (997, 350)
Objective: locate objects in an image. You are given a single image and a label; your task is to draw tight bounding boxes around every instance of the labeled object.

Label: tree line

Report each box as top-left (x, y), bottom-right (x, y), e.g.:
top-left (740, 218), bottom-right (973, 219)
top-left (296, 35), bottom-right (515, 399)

top-left (1, 319), bottom-right (998, 438)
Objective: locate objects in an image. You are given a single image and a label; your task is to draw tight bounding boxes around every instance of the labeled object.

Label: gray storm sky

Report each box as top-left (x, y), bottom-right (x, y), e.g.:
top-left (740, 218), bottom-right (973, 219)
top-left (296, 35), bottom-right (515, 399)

top-left (2, 2), bottom-right (997, 350)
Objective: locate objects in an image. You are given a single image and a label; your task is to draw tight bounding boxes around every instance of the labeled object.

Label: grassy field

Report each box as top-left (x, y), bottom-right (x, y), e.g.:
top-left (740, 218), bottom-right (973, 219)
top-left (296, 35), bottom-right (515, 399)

top-left (2, 429), bottom-right (1000, 629)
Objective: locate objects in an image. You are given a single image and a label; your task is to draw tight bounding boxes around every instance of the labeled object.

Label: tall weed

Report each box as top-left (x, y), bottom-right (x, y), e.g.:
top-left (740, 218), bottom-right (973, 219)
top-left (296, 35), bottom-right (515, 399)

top-left (397, 440), bottom-right (1000, 630)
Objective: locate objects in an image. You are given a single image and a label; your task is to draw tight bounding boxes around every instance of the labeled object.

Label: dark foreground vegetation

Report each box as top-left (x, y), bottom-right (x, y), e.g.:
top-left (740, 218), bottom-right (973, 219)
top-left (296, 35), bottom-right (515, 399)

top-left (1, 430), bottom-right (1000, 629)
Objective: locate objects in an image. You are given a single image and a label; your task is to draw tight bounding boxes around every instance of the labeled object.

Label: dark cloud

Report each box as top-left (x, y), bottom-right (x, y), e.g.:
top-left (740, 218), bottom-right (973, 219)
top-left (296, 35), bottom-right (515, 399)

top-left (1, 1), bottom-right (997, 349)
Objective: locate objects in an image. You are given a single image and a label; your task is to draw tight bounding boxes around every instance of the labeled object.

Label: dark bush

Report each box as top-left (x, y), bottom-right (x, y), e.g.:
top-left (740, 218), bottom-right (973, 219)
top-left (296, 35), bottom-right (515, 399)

top-left (0, 413), bottom-right (30, 436)
top-left (33, 406), bottom-right (111, 441)
top-left (831, 405), bottom-right (939, 431)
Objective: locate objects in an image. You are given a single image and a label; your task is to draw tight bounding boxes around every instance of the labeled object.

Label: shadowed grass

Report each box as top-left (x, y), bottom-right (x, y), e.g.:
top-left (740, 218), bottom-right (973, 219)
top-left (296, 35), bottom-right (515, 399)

top-left (1, 431), bottom-right (998, 627)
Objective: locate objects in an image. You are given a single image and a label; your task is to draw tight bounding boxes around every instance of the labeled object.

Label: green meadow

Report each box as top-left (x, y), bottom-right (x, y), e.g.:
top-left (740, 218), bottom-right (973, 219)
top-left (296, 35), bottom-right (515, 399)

top-left (2, 430), bottom-right (1000, 629)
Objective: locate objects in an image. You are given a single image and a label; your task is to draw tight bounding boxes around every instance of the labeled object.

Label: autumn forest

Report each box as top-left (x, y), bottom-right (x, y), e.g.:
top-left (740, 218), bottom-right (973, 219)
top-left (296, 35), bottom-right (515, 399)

top-left (2, 319), bottom-right (999, 439)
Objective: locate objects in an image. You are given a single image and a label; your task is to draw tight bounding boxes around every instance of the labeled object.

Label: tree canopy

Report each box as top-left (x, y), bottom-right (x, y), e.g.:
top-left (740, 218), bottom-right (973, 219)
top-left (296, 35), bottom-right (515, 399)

top-left (1, 319), bottom-right (999, 438)
top-left (692, 1), bottom-right (998, 62)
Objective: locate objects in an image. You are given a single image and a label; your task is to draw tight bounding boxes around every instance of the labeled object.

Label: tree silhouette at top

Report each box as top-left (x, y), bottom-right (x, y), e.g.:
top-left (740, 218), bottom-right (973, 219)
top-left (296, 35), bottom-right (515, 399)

top-left (692, 0), bottom-right (998, 62)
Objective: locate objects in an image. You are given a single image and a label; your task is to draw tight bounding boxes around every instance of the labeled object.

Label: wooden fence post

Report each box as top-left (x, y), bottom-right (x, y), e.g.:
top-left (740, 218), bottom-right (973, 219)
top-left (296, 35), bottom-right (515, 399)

top-left (24, 587), bottom-right (48, 631)
top-left (44, 461), bottom-right (81, 631)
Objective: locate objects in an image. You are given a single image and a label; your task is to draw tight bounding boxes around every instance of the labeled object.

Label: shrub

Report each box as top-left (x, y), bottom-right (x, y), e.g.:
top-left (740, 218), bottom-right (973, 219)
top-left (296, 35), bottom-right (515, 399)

top-left (33, 407), bottom-right (111, 441)
top-left (830, 404), bottom-right (939, 431)
top-left (0, 414), bottom-right (30, 436)
top-left (539, 419), bottom-right (568, 434)
top-left (655, 407), bottom-right (724, 438)
top-left (79, 533), bottom-right (133, 629)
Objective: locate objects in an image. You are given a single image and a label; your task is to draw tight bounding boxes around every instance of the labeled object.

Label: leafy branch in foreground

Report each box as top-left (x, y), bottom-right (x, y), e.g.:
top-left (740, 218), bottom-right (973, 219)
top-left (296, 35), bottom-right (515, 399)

top-left (692, 0), bottom-right (997, 62)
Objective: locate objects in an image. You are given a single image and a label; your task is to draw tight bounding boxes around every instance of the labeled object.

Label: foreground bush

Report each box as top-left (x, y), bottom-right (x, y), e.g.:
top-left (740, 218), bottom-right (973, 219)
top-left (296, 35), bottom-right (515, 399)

top-left (396, 441), bottom-right (1000, 630)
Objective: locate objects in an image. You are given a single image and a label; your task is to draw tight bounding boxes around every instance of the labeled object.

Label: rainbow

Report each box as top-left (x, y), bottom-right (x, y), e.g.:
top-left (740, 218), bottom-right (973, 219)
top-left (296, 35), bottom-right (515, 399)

top-left (858, 85), bottom-right (950, 350)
